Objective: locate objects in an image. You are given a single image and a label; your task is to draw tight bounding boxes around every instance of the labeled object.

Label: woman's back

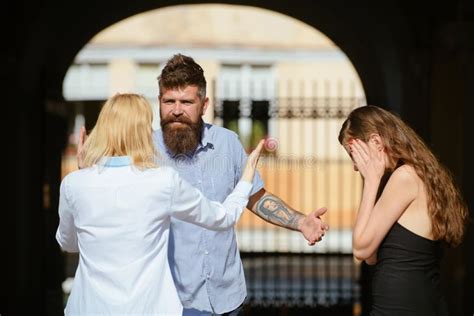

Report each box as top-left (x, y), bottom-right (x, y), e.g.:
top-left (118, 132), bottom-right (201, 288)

top-left (57, 157), bottom-right (253, 315)
top-left (60, 163), bottom-right (183, 315)
top-left (371, 222), bottom-right (448, 316)
top-left (396, 165), bottom-right (433, 241)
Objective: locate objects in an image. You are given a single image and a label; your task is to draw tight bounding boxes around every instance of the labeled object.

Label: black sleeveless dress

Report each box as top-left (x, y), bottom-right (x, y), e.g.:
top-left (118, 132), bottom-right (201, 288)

top-left (370, 222), bottom-right (449, 315)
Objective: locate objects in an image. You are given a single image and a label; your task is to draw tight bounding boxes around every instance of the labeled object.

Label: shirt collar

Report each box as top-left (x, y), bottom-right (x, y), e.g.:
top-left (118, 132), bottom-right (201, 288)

top-left (98, 156), bottom-right (132, 167)
top-left (197, 123), bottom-right (214, 151)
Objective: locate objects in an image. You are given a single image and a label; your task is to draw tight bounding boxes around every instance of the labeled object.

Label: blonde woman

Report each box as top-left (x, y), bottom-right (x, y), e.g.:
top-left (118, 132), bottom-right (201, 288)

top-left (339, 105), bottom-right (467, 315)
top-left (56, 93), bottom-right (264, 315)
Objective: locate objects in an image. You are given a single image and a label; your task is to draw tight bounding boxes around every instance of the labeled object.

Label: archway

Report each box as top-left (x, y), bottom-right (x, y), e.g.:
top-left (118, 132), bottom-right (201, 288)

top-left (58, 3), bottom-right (370, 312)
top-left (10, 1), bottom-right (417, 315)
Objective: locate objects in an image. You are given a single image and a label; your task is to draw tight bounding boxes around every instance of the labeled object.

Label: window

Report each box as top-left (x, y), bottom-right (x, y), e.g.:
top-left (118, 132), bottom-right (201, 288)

top-left (217, 64), bottom-right (274, 149)
top-left (136, 63), bottom-right (160, 99)
top-left (63, 63), bottom-right (109, 100)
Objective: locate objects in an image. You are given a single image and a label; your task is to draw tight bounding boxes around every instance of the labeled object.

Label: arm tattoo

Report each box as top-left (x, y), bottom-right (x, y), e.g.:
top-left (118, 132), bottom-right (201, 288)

top-left (255, 195), bottom-right (301, 229)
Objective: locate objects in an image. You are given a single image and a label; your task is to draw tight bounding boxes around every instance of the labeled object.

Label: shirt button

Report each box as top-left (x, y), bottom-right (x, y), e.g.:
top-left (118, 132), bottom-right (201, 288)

top-left (204, 250), bottom-right (209, 255)
top-left (206, 274), bottom-right (210, 279)
top-left (197, 180), bottom-right (202, 184)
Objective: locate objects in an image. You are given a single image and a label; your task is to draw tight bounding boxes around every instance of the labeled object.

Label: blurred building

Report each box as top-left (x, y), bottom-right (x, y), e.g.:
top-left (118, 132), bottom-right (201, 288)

top-left (62, 4), bottom-right (366, 254)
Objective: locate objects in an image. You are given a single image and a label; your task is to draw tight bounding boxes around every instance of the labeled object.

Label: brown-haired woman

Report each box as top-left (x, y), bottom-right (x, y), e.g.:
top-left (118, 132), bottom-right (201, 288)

top-left (339, 105), bottom-right (468, 315)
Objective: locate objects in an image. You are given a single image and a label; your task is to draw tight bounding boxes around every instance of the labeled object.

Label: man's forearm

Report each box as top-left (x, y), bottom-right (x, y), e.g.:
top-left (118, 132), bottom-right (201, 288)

top-left (249, 192), bottom-right (304, 230)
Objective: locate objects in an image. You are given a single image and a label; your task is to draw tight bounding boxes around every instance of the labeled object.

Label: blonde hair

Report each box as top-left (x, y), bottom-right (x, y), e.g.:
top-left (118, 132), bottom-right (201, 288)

top-left (339, 105), bottom-right (468, 247)
top-left (82, 93), bottom-right (157, 169)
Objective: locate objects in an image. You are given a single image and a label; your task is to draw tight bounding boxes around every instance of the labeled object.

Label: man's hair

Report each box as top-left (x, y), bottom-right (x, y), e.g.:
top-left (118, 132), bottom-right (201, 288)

top-left (158, 54), bottom-right (207, 100)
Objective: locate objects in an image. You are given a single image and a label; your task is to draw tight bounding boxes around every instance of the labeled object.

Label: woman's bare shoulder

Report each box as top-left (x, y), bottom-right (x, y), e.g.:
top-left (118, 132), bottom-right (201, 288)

top-left (386, 164), bottom-right (419, 194)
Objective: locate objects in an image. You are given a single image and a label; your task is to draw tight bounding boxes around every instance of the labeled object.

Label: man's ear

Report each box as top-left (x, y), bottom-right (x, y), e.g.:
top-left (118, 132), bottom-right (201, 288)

top-left (201, 97), bottom-right (209, 116)
top-left (369, 133), bottom-right (383, 151)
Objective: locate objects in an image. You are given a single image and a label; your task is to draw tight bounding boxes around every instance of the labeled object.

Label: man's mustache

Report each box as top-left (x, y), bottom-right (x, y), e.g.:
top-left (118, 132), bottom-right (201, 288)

top-left (161, 116), bottom-right (193, 126)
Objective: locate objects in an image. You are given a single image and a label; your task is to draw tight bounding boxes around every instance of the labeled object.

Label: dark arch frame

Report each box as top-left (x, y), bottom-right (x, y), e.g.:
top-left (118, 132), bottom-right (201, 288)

top-left (30, 1), bottom-right (409, 113)
top-left (7, 1), bottom-right (473, 315)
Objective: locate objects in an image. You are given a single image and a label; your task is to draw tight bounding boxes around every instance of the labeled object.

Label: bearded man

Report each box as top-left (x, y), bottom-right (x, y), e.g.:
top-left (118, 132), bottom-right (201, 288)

top-left (154, 54), bottom-right (329, 316)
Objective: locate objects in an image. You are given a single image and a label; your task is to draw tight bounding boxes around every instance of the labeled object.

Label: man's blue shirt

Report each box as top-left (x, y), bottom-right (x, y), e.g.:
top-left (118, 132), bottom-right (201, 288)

top-left (153, 123), bottom-right (264, 314)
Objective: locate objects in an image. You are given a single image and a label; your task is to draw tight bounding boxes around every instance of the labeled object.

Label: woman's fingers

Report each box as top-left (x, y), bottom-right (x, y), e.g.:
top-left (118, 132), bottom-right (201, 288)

top-left (353, 139), bottom-right (370, 161)
top-left (78, 126), bottom-right (87, 151)
top-left (77, 126), bottom-right (88, 169)
top-left (241, 140), bottom-right (265, 183)
top-left (350, 142), bottom-right (364, 166)
top-left (249, 139), bottom-right (265, 167)
top-left (351, 138), bottom-right (386, 181)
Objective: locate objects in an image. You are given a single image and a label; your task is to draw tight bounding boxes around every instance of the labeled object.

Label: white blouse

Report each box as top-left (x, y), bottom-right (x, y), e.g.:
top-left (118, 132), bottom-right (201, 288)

top-left (56, 160), bottom-right (252, 315)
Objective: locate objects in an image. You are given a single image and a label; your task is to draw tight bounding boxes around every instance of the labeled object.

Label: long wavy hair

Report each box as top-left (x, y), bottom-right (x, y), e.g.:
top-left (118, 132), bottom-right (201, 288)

top-left (82, 93), bottom-right (157, 169)
top-left (338, 105), bottom-right (467, 247)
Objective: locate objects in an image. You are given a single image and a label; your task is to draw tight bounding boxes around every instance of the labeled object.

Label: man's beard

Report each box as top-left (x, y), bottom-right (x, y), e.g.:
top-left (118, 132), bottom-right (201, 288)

top-left (160, 115), bottom-right (203, 156)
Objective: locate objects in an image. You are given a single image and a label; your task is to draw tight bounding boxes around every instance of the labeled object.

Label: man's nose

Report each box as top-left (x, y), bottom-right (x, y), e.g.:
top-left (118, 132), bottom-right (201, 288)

top-left (172, 103), bottom-right (183, 116)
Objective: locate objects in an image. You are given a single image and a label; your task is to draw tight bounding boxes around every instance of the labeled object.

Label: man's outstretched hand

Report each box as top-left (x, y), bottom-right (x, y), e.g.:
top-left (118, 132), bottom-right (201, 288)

top-left (298, 207), bottom-right (329, 246)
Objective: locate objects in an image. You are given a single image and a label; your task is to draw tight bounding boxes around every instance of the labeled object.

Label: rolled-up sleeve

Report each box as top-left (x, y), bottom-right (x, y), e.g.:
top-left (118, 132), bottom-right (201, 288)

top-left (56, 176), bottom-right (79, 252)
top-left (170, 170), bottom-right (252, 230)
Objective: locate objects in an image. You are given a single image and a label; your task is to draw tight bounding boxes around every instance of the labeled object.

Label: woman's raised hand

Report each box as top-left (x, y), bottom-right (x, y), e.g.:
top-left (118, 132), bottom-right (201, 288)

top-left (350, 138), bottom-right (385, 182)
top-left (241, 140), bottom-right (265, 183)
